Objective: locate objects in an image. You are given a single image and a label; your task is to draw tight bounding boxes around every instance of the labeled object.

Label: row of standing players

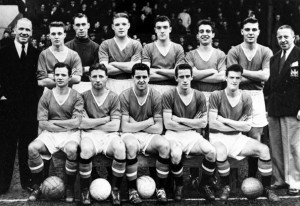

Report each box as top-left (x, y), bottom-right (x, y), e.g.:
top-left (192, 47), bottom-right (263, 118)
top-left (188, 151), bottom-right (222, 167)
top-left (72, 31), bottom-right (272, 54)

top-left (0, 12), bottom-right (299, 205)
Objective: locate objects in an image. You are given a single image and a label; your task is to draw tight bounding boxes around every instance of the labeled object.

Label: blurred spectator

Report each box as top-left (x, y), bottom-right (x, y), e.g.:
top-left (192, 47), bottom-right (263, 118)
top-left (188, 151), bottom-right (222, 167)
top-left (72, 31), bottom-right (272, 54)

top-left (40, 34), bottom-right (46, 44)
top-left (136, 13), bottom-right (153, 34)
top-left (132, 34), bottom-right (138, 40)
top-left (186, 44), bottom-right (193, 52)
top-left (271, 14), bottom-right (283, 52)
top-left (91, 21), bottom-right (101, 33)
top-left (66, 0), bottom-right (78, 21)
top-left (178, 8), bottom-right (191, 32)
top-left (89, 0), bottom-right (100, 24)
top-left (178, 35), bottom-right (188, 52)
top-left (295, 34), bottom-right (300, 47)
top-left (192, 7), bottom-right (206, 33)
top-left (40, 16), bottom-right (50, 33)
top-left (37, 3), bottom-right (49, 25)
top-left (212, 38), bottom-right (220, 49)
top-left (173, 19), bottom-right (187, 35)
top-left (38, 41), bottom-right (46, 51)
top-left (45, 34), bottom-right (51, 48)
top-left (49, 5), bottom-right (61, 22)
top-left (65, 21), bottom-right (72, 33)
top-left (156, 3), bottom-right (170, 17)
top-left (150, 34), bottom-right (156, 42)
top-left (99, 25), bottom-right (113, 40)
top-left (141, 1), bottom-right (152, 16)
top-left (79, 3), bottom-right (89, 17)
top-left (0, 31), bottom-right (12, 48)
top-left (31, 38), bottom-right (38, 49)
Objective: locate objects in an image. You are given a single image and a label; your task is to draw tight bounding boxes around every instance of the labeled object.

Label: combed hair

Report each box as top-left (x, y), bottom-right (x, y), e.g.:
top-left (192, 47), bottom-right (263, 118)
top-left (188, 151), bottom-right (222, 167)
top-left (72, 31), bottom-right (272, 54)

top-left (175, 63), bottom-right (193, 77)
top-left (49, 21), bottom-right (65, 31)
top-left (197, 19), bottom-right (215, 33)
top-left (242, 17), bottom-right (259, 28)
top-left (113, 13), bottom-right (129, 22)
top-left (154, 15), bottom-right (171, 26)
top-left (89, 63), bottom-right (107, 76)
top-left (54, 62), bottom-right (72, 76)
top-left (226, 64), bottom-right (243, 76)
top-left (278, 24), bottom-right (295, 34)
top-left (73, 13), bottom-right (88, 23)
top-left (132, 63), bottom-right (150, 76)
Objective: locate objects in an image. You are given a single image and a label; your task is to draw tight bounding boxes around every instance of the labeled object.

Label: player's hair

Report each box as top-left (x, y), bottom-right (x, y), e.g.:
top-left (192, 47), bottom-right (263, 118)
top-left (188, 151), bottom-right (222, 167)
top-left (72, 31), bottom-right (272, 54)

top-left (132, 63), bottom-right (150, 76)
top-left (226, 64), bottom-right (243, 76)
top-left (197, 19), bottom-right (215, 33)
top-left (89, 63), bottom-right (108, 76)
top-left (175, 63), bottom-right (193, 77)
top-left (73, 13), bottom-right (88, 23)
top-left (113, 13), bottom-right (129, 23)
top-left (154, 15), bottom-right (171, 27)
top-left (277, 25), bottom-right (295, 35)
top-left (54, 62), bottom-right (72, 76)
top-left (49, 21), bottom-right (65, 32)
top-left (242, 17), bottom-right (259, 28)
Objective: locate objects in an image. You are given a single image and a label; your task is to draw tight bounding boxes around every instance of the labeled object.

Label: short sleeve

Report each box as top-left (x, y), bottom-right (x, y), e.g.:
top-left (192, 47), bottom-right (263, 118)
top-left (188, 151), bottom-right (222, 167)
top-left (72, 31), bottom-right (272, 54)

top-left (226, 47), bottom-right (239, 68)
top-left (37, 51), bottom-right (48, 80)
top-left (37, 92), bottom-right (49, 121)
top-left (71, 52), bottom-right (83, 76)
top-left (99, 40), bottom-right (109, 63)
top-left (119, 90), bottom-right (130, 116)
top-left (162, 90), bottom-right (173, 113)
top-left (217, 50), bottom-right (227, 72)
top-left (196, 92), bottom-right (207, 114)
top-left (243, 94), bottom-right (253, 121)
top-left (175, 44), bottom-right (185, 65)
top-left (72, 92), bottom-right (84, 119)
top-left (209, 91), bottom-right (220, 113)
top-left (261, 47), bottom-right (273, 71)
top-left (131, 40), bottom-right (143, 62)
top-left (110, 93), bottom-right (121, 119)
top-left (185, 51), bottom-right (195, 67)
top-left (142, 44), bottom-right (151, 63)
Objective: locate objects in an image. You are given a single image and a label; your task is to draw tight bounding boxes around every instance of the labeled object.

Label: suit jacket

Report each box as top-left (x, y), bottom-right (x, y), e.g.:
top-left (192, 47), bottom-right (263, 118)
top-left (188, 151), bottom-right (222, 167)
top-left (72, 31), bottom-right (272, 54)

top-left (0, 42), bottom-right (41, 121)
top-left (264, 46), bottom-right (300, 117)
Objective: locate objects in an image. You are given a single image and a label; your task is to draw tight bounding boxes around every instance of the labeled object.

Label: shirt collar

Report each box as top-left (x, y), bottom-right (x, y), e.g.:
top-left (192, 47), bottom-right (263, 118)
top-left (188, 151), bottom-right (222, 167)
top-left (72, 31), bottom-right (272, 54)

top-left (281, 44), bottom-right (295, 58)
top-left (14, 39), bottom-right (28, 53)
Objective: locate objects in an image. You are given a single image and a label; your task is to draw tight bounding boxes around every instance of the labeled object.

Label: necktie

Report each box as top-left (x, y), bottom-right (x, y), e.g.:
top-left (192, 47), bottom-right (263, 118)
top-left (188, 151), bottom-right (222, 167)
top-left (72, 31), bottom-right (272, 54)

top-left (20, 44), bottom-right (26, 62)
top-left (279, 50), bottom-right (286, 74)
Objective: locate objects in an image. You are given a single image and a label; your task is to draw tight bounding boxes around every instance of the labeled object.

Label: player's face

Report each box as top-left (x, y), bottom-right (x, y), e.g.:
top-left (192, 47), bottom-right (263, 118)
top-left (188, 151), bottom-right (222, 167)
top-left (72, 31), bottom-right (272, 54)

top-left (74, 17), bottom-right (90, 38)
top-left (15, 20), bottom-right (32, 44)
top-left (155, 21), bottom-right (171, 41)
top-left (198, 24), bottom-right (214, 46)
top-left (226, 71), bottom-right (242, 91)
top-left (90, 69), bottom-right (107, 90)
top-left (241, 23), bottom-right (260, 44)
top-left (54, 67), bottom-right (71, 87)
top-left (133, 70), bottom-right (149, 91)
top-left (112, 17), bottom-right (130, 38)
top-left (50, 27), bottom-right (66, 46)
top-left (176, 69), bottom-right (193, 90)
top-left (277, 28), bottom-right (295, 51)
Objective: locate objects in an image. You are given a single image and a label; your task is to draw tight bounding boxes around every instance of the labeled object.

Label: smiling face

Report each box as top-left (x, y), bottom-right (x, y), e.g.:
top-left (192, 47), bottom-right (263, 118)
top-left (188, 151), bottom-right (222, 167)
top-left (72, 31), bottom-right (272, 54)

top-left (241, 22), bottom-right (260, 44)
top-left (226, 71), bottom-right (242, 92)
top-left (198, 24), bottom-right (214, 46)
top-left (133, 70), bottom-right (149, 91)
top-left (49, 26), bottom-right (66, 46)
top-left (14, 19), bottom-right (32, 44)
top-left (112, 17), bottom-right (130, 38)
top-left (176, 69), bottom-right (193, 91)
top-left (90, 69), bottom-right (107, 90)
top-left (54, 67), bottom-right (71, 88)
top-left (74, 16), bottom-right (90, 38)
top-left (155, 21), bottom-right (171, 41)
top-left (277, 27), bottom-right (295, 51)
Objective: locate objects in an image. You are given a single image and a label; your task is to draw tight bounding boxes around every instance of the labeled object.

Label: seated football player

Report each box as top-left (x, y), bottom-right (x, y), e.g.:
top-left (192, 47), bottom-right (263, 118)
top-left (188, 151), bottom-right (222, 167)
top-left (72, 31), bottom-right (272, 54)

top-left (27, 62), bottom-right (84, 202)
top-left (209, 64), bottom-right (280, 201)
top-left (119, 63), bottom-right (170, 204)
top-left (162, 63), bottom-right (217, 201)
top-left (79, 63), bottom-right (126, 205)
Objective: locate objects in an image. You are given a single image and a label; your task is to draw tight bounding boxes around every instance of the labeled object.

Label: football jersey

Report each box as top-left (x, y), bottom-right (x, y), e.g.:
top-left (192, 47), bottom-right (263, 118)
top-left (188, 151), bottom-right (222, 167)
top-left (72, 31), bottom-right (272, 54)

top-left (38, 89), bottom-right (84, 121)
top-left (209, 90), bottom-right (252, 134)
top-left (185, 48), bottom-right (226, 92)
top-left (119, 87), bottom-right (162, 122)
top-left (162, 87), bottom-right (207, 118)
top-left (82, 90), bottom-right (121, 120)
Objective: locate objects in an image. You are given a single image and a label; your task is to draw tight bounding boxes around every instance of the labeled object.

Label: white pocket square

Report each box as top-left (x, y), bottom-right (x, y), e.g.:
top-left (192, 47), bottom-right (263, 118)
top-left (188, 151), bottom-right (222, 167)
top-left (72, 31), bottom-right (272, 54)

top-left (291, 61), bottom-right (299, 67)
top-left (0, 96), bottom-right (7, 100)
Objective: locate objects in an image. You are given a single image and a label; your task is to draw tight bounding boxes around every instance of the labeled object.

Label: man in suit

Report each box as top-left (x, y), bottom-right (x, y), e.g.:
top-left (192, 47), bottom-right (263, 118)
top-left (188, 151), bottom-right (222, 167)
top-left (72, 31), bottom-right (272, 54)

top-left (264, 25), bottom-right (300, 195)
top-left (0, 18), bottom-right (41, 193)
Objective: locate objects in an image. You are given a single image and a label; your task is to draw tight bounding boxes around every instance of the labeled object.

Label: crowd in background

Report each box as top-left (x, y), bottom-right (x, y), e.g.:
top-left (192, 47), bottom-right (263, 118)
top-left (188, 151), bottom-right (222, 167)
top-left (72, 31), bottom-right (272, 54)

top-left (1, 0), bottom-right (300, 53)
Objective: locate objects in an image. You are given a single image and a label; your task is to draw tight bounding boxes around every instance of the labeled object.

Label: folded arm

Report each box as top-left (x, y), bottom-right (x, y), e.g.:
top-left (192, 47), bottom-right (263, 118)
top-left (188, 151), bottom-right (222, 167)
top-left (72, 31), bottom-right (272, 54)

top-left (209, 111), bottom-right (237, 132)
top-left (80, 116), bottom-right (110, 129)
top-left (172, 112), bottom-right (207, 129)
top-left (242, 69), bottom-right (269, 82)
top-left (163, 111), bottom-right (192, 131)
top-left (121, 115), bottom-right (154, 133)
top-left (49, 118), bottom-right (81, 129)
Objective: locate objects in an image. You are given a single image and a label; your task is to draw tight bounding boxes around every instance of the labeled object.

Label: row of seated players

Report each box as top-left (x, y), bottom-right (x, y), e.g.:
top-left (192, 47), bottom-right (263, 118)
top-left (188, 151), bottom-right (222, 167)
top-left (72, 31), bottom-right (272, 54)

top-left (27, 62), bottom-right (279, 205)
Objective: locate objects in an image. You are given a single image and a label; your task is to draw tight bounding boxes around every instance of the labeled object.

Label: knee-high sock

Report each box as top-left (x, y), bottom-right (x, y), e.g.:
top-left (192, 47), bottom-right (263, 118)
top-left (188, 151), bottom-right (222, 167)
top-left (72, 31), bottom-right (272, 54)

top-left (200, 157), bottom-right (216, 185)
top-left (111, 158), bottom-right (126, 190)
top-left (171, 160), bottom-right (183, 187)
top-left (28, 154), bottom-right (44, 186)
top-left (217, 159), bottom-right (230, 186)
top-left (79, 157), bottom-right (92, 190)
top-left (65, 158), bottom-right (78, 187)
top-left (156, 156), bottom-right (170, 189)
top-left (126, 158), bottom-right (138, 190)
top-left (258, 158), bottom-right (272, 187)
top-left (248, 157), bottom-right (258, 177)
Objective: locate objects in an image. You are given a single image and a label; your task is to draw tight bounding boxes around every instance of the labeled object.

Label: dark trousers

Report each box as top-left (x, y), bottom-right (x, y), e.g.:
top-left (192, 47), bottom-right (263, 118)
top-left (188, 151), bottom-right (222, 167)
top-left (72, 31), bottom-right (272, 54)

top-left (0, 102), bottom-right (38, 193)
